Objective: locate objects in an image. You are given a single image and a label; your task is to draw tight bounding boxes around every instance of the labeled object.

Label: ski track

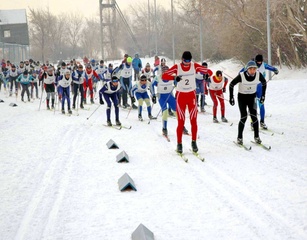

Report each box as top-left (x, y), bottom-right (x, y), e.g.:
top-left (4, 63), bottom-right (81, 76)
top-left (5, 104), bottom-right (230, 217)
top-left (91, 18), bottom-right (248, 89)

top-left (14, 125), bottom-right (77, 239)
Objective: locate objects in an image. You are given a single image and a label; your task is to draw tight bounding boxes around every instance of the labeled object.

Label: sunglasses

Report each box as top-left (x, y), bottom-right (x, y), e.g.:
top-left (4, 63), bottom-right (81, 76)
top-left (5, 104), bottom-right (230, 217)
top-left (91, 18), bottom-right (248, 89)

top-left (112, 80), bottom-right (119, 83)
top-left (183, 59), bottom-right (191, 63)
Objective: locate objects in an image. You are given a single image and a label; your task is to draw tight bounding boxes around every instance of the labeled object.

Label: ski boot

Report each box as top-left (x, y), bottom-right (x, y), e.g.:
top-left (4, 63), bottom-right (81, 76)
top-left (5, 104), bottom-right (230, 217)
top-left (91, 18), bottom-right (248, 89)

top-left (177, 143), bottom-right (183, 154)
top-left (260, 121), bottom-right (268, 130)
top-left (213, 117), bottom-right (219, 123)
top-left (162, 128), bottom-right (168, 136)
top-left (254, 137), bottom-right (262, 144)
top-left (62, 109), bottom-right (65, 114)
top-left (237, 138), bottom-right (243, 145)
top-left (115, 120), bottom-right (121, 126)
top-left (90, 98), bottom-right (94, 104)
top-left (221, 116), bottom-right (228, 123)
top-left (80, 104), bottom-right (84, 109)
top-left (138, 114), bottom-right (143, 121)
top-left (46, 99), bottom-right (50, 110)
top-left (107, 120), bottom-right (112, 126)
top-left (191, 140), bottom-right (198, 153)
top-left (168, 109), bottom-right (174, 116)
top-left (132, 104), bottom-right (138, 109)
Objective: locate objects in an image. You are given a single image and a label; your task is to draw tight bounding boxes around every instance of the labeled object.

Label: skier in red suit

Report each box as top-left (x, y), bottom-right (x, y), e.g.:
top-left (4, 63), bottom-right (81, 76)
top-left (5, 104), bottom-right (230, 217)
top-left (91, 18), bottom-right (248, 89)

top-left (162, 51), bottom-right (212, 154)
top-left (84, 64), bottom-right (100, 104)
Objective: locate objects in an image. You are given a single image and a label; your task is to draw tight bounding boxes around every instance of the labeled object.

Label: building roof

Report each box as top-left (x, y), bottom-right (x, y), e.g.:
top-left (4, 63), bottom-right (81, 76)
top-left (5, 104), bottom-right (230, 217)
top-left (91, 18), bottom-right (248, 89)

top-left (0, 9), bottom-right (27, 25)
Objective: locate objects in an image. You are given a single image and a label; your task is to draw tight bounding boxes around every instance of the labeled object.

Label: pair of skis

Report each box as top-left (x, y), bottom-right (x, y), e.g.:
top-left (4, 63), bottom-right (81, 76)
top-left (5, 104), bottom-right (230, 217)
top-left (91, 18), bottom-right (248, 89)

top-left (103, 124), bottom-right (132, 130)
top-left (233, 140), bottom-right (271, 151)
top-left (176, 150), bottom-right (205, 163)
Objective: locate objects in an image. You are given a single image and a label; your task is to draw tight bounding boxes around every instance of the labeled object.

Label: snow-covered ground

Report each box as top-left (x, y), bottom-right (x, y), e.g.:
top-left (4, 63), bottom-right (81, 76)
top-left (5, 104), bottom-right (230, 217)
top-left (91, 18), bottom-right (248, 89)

top-left (0, 59), bottom-right (306, 240)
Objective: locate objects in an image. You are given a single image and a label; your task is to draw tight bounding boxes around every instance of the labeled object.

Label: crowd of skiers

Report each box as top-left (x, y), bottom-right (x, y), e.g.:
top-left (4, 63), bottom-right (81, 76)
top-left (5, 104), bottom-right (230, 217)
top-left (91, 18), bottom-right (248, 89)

top-left (0, 52), bottom-right (278, 153)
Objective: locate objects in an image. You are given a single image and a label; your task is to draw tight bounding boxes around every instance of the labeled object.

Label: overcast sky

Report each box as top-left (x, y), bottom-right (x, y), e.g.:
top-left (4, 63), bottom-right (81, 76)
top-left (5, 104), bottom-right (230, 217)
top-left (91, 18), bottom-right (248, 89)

top-left (1, 0), bottom-right (170, 17)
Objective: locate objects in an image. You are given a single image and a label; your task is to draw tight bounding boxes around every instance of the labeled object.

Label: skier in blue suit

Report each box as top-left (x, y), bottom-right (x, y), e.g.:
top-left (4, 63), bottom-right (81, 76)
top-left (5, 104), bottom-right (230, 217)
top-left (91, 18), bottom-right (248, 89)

top-left (240, 54), bottom-right (279, 129)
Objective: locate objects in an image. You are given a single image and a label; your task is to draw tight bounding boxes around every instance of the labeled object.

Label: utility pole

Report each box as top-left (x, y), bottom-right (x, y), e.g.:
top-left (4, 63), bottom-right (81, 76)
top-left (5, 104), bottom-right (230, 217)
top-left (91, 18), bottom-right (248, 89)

top-left (99, 0), bottom-right (104, 59)
top-left (171, 0), bottom-right (175, 64)
top-left (148, 0), bottom-right (151, 57)
top-left (267, 0), bottom-right (272, 80)
top-left (199, 3), bottom-right (203, 62)
top-left (154, 0), bottom-right (158, 55)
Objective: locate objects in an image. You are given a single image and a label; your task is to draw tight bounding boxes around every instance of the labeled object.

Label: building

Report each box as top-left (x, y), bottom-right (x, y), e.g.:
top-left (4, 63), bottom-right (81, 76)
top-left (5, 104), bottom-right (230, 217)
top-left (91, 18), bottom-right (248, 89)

top-left (0, 9), bottom-right (29, 63)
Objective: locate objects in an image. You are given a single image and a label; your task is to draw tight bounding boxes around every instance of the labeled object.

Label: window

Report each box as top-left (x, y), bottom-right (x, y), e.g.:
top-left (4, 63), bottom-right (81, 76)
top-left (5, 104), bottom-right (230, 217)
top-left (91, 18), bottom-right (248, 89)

top-left (4, 30), bottom-right (11, 38)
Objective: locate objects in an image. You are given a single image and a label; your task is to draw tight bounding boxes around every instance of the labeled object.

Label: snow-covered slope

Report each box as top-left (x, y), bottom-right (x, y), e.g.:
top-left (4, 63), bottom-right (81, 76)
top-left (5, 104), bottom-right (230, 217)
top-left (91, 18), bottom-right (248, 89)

top-left (0, 59), bottom-right (306, 240)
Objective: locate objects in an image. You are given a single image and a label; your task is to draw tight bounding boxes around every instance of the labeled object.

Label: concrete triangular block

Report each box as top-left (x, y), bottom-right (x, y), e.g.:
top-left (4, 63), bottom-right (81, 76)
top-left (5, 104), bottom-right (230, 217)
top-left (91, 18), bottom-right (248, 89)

top-left (118, 173), bottom-right (137, 191)
top-left (131, 223), bottom-right (154, 240)
top-left (116, 151), bottom-right (129, 163)
top-left (106, 139), bottom-right (119, 149)
top-left (0, 99), bottom-right (4, 103)
top-left (9, 103), bottom-right (17, 107)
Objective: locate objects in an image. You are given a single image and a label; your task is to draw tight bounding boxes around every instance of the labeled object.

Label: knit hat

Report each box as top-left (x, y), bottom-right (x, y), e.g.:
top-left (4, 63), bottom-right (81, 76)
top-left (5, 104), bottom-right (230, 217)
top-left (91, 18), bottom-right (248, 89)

top-left (111, 76), bottom-right (119, 82)
top-left (245, 60), bottom-right (257, 70)
top-left (255, 54), bottom-right (263, 62)
top-left (127, 57), bottom-right (132, 63)
top-left (140, 74), bottom-right (147, 80)
top-left (182, 51), bottom-right (192, 61)
top-left (202, 61), bottom-right (208, 67)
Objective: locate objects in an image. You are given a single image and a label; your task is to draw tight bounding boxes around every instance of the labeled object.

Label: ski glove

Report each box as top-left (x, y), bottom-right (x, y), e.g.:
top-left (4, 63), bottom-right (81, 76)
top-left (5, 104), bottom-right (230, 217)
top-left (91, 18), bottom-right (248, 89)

top-left (260, 95), bottom-right (265, 104)
top-left (175, 76), bottom-right (182, 82)
top-left (229, 97), bottom-right (235, 106)
top-left (223, 88), bottom-right (226, 93)
top-left (131, 96), bottom-right (136, 103)
top-left (100, 98), bottom-right (104, 105)
top-left (152, 95), bottom-right (157, 104)
top-left (203, 73), bottom-right (209, 81)
top-left (274, 69), bottom-right (279, 75)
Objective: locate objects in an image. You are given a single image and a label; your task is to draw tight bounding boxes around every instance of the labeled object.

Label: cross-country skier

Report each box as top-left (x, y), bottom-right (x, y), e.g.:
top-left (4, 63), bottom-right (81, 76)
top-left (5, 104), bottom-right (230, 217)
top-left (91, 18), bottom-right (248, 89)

top-left (17, 70), bottom-right (33, 102)
top-left (162, 51), bottom-right (212, 153)
top-left (41, 67), bottom-right (56, 109)
top-left (72, 64), bottom-right (88, 109)
top-left (99, 75), bottom-right (122, 126)
top-left (229, 60), bottom-right (267, 145)
top-left (57, 69), bottom-right (73, 114)
top-left (254, 54), bottom-right (279, 129)
top-left (84, 64), bottom-right (100, 104)
top-left (131, 74), bottom-right (154, 121)
top-left (206, 70), bottom-right (228, 123)
top-left (150, 60), bottom-right (177, 137)
top-left (196, 62), bottom-right (212, 112)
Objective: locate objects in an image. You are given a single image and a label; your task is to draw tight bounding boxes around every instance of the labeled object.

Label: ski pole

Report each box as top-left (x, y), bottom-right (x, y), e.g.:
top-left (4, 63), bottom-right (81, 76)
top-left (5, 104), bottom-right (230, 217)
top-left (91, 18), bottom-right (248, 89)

top-left (53, 92), bottom-right (57, 115)
top-left (154, 86), bottom-right (175, 119)
top-left (126, 102), bottom-right (134, 119)
top-left (216, 94), bottom-right (229, 101)
top-left (38, 80), bottom-right (44, 111)
top-left (222, 72), bottom-right (234, 80)
top-left (86, 104), bottom-right (101, 120)
top-left (76, 87), bottom-right (80, 115)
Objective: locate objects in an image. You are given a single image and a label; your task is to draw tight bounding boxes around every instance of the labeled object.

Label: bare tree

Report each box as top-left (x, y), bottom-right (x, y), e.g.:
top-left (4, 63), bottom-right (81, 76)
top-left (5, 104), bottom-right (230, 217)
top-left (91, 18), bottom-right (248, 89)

top-left (66, 13), bottom-right (83, 59)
